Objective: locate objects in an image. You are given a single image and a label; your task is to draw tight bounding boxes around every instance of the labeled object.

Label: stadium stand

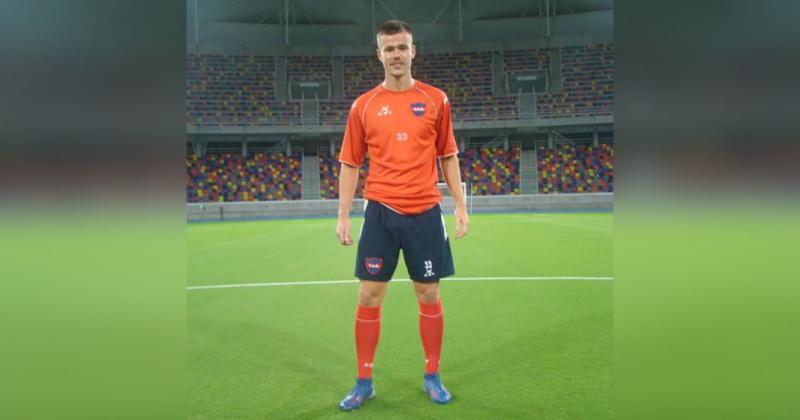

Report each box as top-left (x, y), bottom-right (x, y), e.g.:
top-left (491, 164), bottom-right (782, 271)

top-left (287, 55), bottom-right (332, 81)
top-left (458, 145), bottom-right (521, 195)
top-left (412, 51), bottom-right (504, 121)
top-left (317, 145), bottom-right (520, 199)
top-left (186, 44), bottom-right (614, 126)
top-left (186, 54), bottom-right (300, 126)
top-left (537, 142), bottom-right (614, 193)
top-left (187, 151), bottom-right (303, 202)
top-left (320, 100), bottom-right (352, 125)
top-left (185, 44), bottom-right (613, 202)
top-left (536, 44), bottom-right (614, 117)
top-left (503, 48), bottom-right (550, 73)
top-left (318, 152), bottom-right (369, 199)
top-left (322, 51), bottom-right (516, 123)
top-left (343, 55), bottom-right (385, 99)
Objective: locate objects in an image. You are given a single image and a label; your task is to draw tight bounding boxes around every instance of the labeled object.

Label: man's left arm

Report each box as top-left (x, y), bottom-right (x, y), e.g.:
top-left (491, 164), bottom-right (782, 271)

top-left (440, 155), bottom-right (469, 239)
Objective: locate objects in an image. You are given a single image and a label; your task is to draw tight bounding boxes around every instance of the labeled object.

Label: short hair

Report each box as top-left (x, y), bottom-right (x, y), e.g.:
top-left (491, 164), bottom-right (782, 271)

top-left (376, 19), bottom-right (413, 39)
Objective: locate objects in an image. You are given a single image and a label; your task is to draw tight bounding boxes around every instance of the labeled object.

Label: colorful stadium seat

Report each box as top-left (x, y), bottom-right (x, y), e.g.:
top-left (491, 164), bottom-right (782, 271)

top-left (186, 151), bottom-right (303, 202)
top-left (537, 143), bottom-right (614, 193)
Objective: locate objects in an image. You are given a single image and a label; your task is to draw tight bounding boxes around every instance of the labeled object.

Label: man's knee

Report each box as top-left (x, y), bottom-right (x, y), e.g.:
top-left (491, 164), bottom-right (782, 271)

top-left (358, 281), bottom-right (387, 306)
top-left (414, 281), bottom-right (440, 304)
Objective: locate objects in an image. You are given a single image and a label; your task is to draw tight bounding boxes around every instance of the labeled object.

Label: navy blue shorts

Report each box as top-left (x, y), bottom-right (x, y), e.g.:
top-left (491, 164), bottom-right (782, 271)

top-left (355, 201), bottom-right (455, 282)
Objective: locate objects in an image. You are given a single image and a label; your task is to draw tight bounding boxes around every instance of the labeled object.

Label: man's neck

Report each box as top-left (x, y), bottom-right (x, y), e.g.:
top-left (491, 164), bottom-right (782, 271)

top-left (382, 75), bottom-right (415, 92)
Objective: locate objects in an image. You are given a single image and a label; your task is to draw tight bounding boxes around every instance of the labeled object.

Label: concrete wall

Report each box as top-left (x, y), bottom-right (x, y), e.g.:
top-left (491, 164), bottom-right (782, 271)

top-left (187, 193), bottom-right (612, 222)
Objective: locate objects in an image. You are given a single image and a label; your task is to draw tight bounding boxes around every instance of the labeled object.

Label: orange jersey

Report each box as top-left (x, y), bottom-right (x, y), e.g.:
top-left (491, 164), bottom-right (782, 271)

top-left (339, 80), bottom-right (458, 215)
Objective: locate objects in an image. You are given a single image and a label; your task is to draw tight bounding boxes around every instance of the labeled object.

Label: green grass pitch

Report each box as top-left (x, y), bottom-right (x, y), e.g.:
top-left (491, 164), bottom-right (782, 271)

top-left (188, 212), bottom-right (613, 419)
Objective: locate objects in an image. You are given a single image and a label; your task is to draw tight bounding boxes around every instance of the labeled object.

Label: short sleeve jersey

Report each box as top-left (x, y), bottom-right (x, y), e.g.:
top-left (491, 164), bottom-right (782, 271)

top-left (339, 80), bottom-right (458, 215)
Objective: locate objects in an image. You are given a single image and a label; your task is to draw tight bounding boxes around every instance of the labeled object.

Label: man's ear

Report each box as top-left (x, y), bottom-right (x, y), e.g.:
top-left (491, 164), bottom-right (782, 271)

top-left (376, 48), bottom-right (381, 62)
top-left (411, 44), bottom-right (416, 59)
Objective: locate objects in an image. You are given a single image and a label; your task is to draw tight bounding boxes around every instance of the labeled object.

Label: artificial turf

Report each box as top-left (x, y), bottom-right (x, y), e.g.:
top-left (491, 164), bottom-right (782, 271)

top-left (188, 212), bottom-right (612, 419)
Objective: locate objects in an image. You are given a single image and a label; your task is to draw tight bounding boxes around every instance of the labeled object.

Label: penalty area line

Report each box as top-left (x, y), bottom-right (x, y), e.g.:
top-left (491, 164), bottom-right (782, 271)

top-left (186, 276), bottom-right (614, 291)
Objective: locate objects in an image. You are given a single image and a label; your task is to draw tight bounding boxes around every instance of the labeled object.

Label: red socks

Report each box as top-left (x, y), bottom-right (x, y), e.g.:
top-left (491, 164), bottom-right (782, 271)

top-left (355, 305), bottom-right (381, 379)
top-left (418, 299), bottom-right (444, 374)
top-left (354, 300), bottom-right (444, 378)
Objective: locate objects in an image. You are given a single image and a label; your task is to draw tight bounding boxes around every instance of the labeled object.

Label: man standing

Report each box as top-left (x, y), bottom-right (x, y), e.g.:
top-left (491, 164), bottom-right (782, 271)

top-left (335, 20), bottom-right (469, 411)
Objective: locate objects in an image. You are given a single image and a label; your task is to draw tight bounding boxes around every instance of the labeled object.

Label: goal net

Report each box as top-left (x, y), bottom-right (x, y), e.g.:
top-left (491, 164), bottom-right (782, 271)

top-left (437, 182), bottom-right (472, 214)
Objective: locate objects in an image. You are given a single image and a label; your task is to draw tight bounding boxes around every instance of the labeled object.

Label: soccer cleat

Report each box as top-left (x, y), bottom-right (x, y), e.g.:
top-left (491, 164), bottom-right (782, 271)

top-left (423, 372), bottom-right (452, 404)
top-left (339, 378), bottom-right (375, 411)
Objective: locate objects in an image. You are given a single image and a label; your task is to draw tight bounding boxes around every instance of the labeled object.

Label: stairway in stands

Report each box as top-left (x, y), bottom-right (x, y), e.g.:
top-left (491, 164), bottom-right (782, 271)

top-left (301, 153), bottom-right (321, 200)
top-left (520, 149), bottom-right (538, 194)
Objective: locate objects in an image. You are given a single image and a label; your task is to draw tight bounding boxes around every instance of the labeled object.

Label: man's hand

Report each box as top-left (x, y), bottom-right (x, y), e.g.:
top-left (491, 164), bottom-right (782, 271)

top-left (454, 206), bottom-right (469, 239)
top-left (336, 217), bottom-right (354, 245)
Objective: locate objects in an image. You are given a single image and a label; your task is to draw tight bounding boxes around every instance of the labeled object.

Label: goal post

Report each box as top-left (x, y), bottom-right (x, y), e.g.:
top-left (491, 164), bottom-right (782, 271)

top-left (437, 181), bottom-right (472, 214)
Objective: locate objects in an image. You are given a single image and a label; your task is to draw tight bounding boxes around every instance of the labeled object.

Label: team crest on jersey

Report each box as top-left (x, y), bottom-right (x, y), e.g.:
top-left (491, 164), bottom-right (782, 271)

top-left (365, 257), bottom-right (383, 275)
top-left (410, 102), bottom-right (426, 117)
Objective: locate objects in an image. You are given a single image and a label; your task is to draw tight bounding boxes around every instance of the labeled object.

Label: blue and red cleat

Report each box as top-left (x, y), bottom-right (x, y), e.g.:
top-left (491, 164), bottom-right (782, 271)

top-left (423, 372), bottom-right (452, 404)
top-left (339, 378), bottom-right (375, 411)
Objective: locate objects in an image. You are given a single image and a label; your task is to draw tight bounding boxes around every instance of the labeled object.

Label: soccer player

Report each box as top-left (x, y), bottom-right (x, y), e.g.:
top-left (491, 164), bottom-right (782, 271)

top-left (335, 19), bottom-right (469, 411)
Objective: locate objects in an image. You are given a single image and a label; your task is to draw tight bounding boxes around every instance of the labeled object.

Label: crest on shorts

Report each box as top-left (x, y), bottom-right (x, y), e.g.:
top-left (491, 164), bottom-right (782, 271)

top-left (365, 257), bottom-right (383, 275)
top-left (410, 102), bottom-right (426, 117)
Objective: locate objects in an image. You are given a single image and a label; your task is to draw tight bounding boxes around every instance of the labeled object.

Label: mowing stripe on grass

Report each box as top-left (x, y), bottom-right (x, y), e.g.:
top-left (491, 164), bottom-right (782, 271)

top-left (186, 276), bottom-right (613, 291)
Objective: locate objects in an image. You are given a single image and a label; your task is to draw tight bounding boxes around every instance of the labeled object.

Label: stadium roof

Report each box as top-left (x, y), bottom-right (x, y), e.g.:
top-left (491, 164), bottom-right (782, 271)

top-left (192, 0), bottom-right (612, 30)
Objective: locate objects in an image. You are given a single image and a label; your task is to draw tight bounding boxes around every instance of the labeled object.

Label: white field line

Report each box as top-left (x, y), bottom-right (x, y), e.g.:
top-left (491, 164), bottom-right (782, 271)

top-left (186, 276), bottom-right (613, 291)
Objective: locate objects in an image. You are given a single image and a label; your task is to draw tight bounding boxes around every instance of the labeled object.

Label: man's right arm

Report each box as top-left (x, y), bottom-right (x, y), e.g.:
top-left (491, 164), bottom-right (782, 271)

top-left (336, 163), bottom-right (360, 246)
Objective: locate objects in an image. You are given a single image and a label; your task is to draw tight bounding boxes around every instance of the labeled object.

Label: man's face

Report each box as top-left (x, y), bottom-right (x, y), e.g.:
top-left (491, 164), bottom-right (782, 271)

top-left (376, 31), bottom-right (416, 78)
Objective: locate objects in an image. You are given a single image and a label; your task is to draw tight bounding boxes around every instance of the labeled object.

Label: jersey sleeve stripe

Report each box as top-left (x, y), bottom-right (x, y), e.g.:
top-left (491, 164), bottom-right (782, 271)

top-left (360, 89), bottom-right (382, 126)
top-left (339, 158), bottom-right (361, 167)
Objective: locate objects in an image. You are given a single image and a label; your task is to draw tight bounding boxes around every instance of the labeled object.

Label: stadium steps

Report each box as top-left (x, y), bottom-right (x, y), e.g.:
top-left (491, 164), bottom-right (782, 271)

top-left (520, 149), bottom-right (538, 194)
top-left (276, 56), bottom-right (287, 100)
top-left (332, 57), bottom-right (344, 99)
top-left (492, 51), bottom-right (504, 95)
top-left (549, 48), bottom-right (563, 94)
top-left (301, 154), bottom-right (321, 200)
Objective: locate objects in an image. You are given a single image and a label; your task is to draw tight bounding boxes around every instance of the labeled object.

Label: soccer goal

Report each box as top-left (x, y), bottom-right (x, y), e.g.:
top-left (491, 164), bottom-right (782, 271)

top-left (437, 181), bottom-right (472, 214)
